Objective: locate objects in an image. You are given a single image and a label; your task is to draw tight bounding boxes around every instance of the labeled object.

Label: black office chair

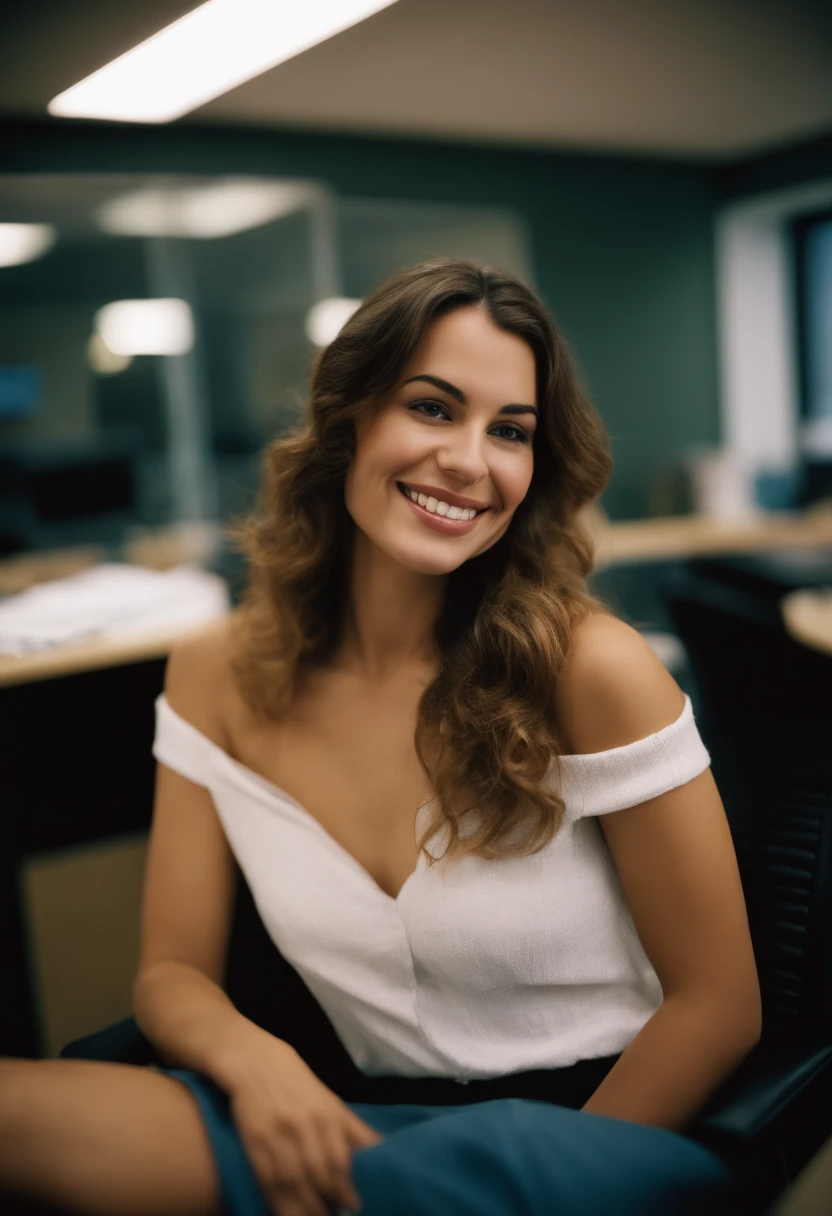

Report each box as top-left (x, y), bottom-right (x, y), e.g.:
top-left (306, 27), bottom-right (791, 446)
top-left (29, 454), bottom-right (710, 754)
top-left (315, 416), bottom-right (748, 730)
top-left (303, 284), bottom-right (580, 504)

top-left (59, 573), bottom-right (832, 1214)
top-left (657, 571), bottom-right (832, 1209)
top-left (682, 550), bottom-right (832, 613)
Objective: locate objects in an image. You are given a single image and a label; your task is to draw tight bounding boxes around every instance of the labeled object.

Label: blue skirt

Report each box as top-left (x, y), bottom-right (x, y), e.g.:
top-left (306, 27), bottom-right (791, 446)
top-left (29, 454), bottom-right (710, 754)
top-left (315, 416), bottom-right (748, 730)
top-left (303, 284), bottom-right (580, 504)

top-left (163, 1060), bottom-right (735, 1215)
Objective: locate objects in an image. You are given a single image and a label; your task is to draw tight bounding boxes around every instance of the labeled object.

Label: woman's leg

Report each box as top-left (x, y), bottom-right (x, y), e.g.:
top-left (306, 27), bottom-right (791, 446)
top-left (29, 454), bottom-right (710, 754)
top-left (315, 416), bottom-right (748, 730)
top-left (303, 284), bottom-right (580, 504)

top-left (0, 1058), bottom-right (222, 1216)
top-left (348, 1097), bottom-right (736, 1216)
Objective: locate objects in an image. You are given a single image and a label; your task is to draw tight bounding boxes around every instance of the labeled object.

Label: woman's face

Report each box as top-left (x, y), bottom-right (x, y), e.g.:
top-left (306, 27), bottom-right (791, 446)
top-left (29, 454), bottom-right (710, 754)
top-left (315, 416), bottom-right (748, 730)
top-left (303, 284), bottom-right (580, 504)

top-left (345, 304), bottom-right (538, 575)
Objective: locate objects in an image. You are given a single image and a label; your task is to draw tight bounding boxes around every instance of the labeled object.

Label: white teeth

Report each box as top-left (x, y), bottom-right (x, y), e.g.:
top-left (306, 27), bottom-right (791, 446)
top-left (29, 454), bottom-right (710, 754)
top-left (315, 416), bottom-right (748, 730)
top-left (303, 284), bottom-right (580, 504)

top-left (404, 486), bottom-right (478, 521)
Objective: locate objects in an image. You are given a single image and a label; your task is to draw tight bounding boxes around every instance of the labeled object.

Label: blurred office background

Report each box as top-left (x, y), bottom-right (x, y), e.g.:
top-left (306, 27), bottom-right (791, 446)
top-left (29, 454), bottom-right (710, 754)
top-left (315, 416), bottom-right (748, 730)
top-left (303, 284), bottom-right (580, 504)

top-left (0, 0), bottom-right (829, 557)
top-left (1, 0), bottom-right (832, 1085)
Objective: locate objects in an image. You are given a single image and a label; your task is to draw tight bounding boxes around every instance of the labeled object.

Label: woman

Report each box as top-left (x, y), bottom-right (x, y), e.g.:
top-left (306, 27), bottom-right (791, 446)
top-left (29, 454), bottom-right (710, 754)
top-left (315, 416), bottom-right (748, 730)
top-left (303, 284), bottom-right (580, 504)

top-left (0, 258), bottom-right (761, 1216)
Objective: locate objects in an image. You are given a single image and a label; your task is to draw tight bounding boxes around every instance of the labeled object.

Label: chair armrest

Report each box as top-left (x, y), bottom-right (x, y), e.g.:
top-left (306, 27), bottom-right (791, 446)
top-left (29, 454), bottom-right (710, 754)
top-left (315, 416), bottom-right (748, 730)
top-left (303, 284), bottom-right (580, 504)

top-left (681, 1039), bottom-right (832, 1213)
top-left (60, 1016), bottom-right (158, 1066)
top-left (693, 1039), bottom-right (832, 1143)
top-left (684, 1034), bottom-right (832, 1184)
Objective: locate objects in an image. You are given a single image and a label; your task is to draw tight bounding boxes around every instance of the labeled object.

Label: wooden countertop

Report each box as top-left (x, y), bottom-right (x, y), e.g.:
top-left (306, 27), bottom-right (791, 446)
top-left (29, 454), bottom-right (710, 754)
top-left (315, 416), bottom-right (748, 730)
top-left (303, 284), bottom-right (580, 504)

top-left (0, 623), bottom-right (215, 689)
top-left (781, 588), bottom-right (832, 658)
top-left (0, 525), bottom-right (227, 688)
top-left (589, 503), bottom-right (832, 568)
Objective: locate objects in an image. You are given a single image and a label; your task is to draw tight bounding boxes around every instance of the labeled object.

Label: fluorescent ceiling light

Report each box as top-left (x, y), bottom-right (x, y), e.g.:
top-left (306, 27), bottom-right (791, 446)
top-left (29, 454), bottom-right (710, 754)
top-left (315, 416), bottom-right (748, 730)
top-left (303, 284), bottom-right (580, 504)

top-left (94, 299), bottom-right (194, 356)
top-left (305, 298), bottom-right (363, 346)
top-left (48, 0), bottom-right (400, 124)
top-left (0, 223), bottom-right (57, 267)
top-left (96, 180), bottom-right (317, 238)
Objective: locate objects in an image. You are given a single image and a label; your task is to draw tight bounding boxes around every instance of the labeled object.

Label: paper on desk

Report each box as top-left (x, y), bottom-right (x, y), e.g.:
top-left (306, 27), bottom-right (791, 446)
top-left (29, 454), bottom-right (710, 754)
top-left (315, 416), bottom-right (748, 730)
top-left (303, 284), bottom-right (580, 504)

top-left (0, 562), bottom-right (231, 656)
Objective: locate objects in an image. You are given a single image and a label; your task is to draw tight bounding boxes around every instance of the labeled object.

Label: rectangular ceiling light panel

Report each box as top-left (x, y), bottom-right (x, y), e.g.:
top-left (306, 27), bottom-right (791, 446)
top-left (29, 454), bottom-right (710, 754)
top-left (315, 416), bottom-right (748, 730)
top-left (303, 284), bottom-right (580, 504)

top-left (48, 0), bottom-right (400, 123)
top-left (96, 181), bottom-right (319, 238)
top-left (95, 299), bottom-right (194, 355)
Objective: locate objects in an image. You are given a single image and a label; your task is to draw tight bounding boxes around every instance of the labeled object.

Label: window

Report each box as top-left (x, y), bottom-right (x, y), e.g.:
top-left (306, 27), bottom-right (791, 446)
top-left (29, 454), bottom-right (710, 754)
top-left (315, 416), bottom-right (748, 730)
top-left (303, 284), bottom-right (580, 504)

top-left (794, 208), bottom-right (832, 504)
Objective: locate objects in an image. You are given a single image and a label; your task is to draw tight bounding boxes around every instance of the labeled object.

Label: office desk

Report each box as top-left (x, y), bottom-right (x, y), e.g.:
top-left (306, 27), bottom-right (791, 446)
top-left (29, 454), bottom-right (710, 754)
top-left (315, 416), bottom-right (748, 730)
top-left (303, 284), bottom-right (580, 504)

top-left (0, 623), bottom-right (201, 689)
top-left (0, 545), bottom-right (106, 597)
top-left (0, 649), bottom-right (174, 1056)
top-left (589, 504), bottom-right (832, 568)
top-left (0, 545), bottom-right (230, 1055)
top-left (781, 589), bottom-right (832, 658)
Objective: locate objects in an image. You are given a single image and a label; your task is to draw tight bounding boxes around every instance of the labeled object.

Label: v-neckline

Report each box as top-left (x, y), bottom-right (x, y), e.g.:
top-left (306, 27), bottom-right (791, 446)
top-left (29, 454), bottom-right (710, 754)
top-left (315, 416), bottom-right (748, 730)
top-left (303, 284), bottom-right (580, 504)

top-left (160, 695), bottom-right (432, 904)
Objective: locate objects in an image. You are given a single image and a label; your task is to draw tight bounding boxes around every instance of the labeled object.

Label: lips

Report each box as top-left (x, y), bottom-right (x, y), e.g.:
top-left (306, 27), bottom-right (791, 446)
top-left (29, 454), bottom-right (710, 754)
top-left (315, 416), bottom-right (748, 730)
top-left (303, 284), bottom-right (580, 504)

top-left (397, 482), bottom-right (488, 514)
top-left (397, 481), bottom-right (487, 534)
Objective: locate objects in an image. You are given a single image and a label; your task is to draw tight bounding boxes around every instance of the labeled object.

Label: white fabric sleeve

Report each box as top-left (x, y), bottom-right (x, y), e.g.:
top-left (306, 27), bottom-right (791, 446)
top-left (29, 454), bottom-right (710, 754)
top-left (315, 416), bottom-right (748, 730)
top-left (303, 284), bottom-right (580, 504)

top-left (152, 694), bottom-right (213, 788)
top-left (555, 694), bottom-right (711, 821)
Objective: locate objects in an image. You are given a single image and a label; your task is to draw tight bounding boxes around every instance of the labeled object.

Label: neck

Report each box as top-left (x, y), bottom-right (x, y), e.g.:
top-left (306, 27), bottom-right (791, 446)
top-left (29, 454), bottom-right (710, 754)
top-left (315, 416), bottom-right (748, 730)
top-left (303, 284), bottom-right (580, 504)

top-left (335, 533), bottom-right (445, 684)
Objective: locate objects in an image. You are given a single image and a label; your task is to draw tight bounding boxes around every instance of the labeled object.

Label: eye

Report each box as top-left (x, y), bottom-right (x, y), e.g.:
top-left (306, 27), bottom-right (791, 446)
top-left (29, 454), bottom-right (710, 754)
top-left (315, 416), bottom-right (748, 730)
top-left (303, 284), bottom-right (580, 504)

top-left (408, 399), bottom-right (531, 445)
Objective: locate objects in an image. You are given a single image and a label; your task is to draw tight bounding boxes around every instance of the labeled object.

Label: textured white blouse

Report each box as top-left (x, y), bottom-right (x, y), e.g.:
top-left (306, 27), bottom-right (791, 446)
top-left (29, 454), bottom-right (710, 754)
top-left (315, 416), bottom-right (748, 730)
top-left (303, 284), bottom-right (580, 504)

top-left (153, 692), bottom-right (710, 1083)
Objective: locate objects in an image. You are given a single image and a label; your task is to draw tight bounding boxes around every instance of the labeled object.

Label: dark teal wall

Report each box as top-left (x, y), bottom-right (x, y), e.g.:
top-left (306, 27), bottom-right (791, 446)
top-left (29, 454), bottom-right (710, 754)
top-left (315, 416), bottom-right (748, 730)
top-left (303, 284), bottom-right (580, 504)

top-left (1, 119), bottom-right (721, 519)
top-left (714, 131), bottom-right (832, 201)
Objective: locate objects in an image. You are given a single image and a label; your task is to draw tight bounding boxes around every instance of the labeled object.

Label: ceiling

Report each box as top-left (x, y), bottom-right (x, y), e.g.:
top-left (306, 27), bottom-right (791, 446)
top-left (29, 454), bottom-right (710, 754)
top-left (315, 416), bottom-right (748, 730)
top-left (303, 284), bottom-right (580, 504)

top-left (1, 0), bottom-right (831, 161)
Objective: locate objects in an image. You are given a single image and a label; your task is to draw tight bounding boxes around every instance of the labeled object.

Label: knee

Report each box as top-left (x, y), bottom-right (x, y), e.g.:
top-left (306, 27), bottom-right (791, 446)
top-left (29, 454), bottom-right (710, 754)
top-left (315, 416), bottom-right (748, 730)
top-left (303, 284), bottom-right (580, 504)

top-left (0, 1058), bottom-right (36, 1110)
top-left (0, 1059), bottom-right (66, 1145)
top-left (456, 1096), bottom-right (541, 1130)
top-left (0, 1059), bottom-right (42, 1169)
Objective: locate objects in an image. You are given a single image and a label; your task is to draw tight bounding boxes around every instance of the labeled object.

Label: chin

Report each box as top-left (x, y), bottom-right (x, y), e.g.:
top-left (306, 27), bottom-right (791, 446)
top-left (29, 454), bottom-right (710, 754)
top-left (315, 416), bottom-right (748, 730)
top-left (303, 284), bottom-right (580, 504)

top-left (400, 552), bottom-right (470, 576)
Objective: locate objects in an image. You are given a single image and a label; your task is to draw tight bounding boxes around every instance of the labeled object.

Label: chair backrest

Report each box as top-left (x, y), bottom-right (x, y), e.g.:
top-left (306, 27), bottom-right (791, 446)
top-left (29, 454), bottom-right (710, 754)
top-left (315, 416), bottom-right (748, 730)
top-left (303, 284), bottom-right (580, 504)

top-left (683, 552), bottom-right (832, 610)
top-left (661, 573), bottom-right (832, 1038)
top-left (221, 867), bottom-right (368, 1096)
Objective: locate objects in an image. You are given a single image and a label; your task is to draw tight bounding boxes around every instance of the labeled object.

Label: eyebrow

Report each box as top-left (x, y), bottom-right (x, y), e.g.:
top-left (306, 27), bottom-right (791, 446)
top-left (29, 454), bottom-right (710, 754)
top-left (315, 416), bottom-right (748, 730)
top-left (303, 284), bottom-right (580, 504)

top-left (400, 374), bottom-right (539, 421)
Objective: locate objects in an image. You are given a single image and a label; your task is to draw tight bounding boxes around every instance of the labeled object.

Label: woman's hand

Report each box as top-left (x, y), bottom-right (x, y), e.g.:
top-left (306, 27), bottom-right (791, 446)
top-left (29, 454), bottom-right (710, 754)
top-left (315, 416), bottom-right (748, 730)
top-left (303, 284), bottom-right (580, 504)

top-left (226, 1032), bottom-right (383, 1216)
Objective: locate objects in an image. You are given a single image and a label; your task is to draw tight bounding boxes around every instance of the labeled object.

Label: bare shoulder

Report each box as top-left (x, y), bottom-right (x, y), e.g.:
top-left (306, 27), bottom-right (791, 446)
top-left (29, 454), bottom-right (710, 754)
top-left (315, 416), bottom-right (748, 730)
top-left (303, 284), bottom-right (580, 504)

top-left (554, 610), bottom-right (686, 755)
top-left (163, 612), bottom-right (239, 749)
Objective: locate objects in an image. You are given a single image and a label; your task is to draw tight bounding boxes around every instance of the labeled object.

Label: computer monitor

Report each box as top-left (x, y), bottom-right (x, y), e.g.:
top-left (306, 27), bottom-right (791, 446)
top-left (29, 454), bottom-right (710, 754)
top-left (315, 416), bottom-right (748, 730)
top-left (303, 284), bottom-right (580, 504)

top-left (0, 365), bottom-right (43, 420)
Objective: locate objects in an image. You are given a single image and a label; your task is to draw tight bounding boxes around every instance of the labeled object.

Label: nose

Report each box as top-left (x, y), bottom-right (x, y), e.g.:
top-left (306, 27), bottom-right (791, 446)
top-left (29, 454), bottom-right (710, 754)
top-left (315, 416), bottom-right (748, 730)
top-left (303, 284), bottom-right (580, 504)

top-left (434, 426), bottom-right (490, 493)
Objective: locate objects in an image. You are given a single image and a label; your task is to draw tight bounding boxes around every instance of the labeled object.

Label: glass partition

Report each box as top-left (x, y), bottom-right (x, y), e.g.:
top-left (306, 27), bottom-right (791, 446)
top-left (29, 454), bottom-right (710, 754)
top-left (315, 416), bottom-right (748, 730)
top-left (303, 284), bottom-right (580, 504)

top-left (0, 173), bottom-right (532, 563)
top-left (796, 210), bottom-right (832, 506)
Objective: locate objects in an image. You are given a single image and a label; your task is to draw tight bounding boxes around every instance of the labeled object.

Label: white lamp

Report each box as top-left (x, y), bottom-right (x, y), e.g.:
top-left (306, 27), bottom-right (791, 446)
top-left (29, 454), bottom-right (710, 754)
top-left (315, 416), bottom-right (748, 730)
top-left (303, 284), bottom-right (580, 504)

top-left (94, 299), bottom-right (194, 356)
top-left (305, 298), bottom-right (363, 346)
top-left (0, 223), bottom-right (57, 268)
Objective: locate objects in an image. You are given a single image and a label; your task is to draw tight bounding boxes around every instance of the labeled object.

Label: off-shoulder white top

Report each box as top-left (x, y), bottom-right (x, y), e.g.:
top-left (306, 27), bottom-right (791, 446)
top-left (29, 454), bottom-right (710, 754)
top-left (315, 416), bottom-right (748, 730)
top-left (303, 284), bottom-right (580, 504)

top-left (153, 693), bottom-right (710, 1083)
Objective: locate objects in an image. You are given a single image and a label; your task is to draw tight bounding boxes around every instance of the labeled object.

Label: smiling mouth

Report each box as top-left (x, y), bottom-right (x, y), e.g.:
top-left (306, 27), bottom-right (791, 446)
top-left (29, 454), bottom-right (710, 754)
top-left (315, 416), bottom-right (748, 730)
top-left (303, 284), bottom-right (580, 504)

top-left (396, 482), bottom-right (489, 516)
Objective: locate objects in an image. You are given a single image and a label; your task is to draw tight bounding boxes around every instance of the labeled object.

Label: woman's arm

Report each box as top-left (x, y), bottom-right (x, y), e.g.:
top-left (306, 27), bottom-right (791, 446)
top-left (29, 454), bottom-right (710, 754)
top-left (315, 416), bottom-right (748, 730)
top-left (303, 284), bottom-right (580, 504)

top-left (554, 614), bottom-right (762, 1132)
top-left (133, 622), bottom-right (300, 1091)
top-left (134, 624), bottom-right (382, 1215)
top-left (580, 764), bottom-right (761, 1132)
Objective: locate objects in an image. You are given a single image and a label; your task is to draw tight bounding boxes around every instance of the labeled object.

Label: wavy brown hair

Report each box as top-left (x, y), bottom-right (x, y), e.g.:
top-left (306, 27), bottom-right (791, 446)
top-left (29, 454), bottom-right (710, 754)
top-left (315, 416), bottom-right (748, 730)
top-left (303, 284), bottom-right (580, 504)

top-left (228, 257), bottom-right (613, 869)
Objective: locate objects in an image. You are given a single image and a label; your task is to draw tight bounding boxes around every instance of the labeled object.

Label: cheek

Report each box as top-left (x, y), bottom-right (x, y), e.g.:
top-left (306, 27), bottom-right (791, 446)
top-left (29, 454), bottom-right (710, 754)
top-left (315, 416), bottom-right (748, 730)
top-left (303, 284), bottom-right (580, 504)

top-left (344, 439), bottom-right (401, 516)
top-left (363, 418), bottom-right (420, 468)
top-left (502, 460), bottom-right (534, 507)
